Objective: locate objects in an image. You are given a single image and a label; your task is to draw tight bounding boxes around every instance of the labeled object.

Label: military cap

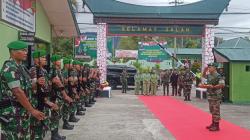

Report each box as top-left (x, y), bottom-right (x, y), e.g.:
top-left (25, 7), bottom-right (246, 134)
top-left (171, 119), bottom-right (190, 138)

top-left (63, 58), bottom-right (71, 64)
top-left (32, 50), bottom-right (47, 58)
top-left (207, 62), bottom-right (218, 68)
top-left (7, 41), bottom-right (28, 50)
top-left (84, 64), bottom-right (90, 67)
top-left (51, 54), bottom-right (61, 62)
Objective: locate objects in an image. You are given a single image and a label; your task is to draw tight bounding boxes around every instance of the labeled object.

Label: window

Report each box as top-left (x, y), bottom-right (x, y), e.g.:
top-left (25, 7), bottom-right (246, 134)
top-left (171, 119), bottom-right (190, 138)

top-left (245, 65), bottom-right (250, 72)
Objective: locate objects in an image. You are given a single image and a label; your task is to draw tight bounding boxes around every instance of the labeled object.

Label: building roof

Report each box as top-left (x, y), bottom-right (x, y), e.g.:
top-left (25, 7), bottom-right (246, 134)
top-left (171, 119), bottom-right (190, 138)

top-left (168, 48), bottom-right (202, 55)
top-left (85, 0), bottom-right (230, 25)
top-left (216, 37), bottom-right (250, 48)
top-left (214, 48), bottom-right (250, 62)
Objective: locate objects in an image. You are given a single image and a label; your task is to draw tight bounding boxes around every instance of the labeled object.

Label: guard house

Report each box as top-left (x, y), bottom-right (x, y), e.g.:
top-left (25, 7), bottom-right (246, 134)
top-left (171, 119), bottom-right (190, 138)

top-left (85, 0), bottom-right (230, 83)
top-left (214, 37), bottom-right (250, 103)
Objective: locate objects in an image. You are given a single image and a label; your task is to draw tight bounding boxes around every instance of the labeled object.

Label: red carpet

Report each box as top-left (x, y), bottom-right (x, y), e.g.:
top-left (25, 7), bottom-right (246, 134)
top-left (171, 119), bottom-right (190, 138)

top-left (139, 96), bottom-right (250, 140)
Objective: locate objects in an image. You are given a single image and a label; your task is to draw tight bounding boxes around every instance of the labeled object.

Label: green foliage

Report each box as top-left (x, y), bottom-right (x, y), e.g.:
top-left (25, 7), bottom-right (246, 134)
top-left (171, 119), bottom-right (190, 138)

top-left (52, 37), bottom-right (74, 57)
top-left (191, 61), bottom-right (201, 73)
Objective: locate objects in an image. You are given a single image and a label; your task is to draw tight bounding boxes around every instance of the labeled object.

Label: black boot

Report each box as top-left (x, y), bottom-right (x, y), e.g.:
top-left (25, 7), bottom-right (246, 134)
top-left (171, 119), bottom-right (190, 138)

top-left (89, 100), bottom-right (95, 105)
top-left (188, 95), bottom-right (191, 101)
top-left (85, 102), bottom-right (92, 107)
top-left (51, 128), bottom-right (66, 140)
top-left (184, 96), bottom-right (187, 101)
top-left (92, 98), bottom-right (96, 102)
top-left (78, 106), bottom-right (86, 111)
top-left (76, 111), bottom-right (85, 116)
top-left (69, 114), bottom-right (80, 122)
top-left (206, 121), bottom-right (214, 129)
top-left (209, 122), bottom-right (220, 131)
top-left (63, 120), bottom-right (74, 130)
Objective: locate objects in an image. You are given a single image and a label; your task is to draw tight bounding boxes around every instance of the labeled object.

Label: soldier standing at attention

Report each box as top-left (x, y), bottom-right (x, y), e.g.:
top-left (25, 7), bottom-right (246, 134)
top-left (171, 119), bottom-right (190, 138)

top-left (134, 71), bottom-right (141, 95)
top-left (143, 70), bottom-right (151, 96)
top-left (177, 69), bottom-right (185, 96)
top-left (200, 63), bottom-right (225, 131)
top-left (120, 68), bottom-right (128, 93)
top-left (183, 67), bottom-right (194, 101)
top-left (150, 70), bottom-right (159, 96)
top-left (161, 69), bottom-right (171, 96)
top-left (170, 69), bottom-right (178, 96)
top-left (0, 41), bottom-right (45, 139)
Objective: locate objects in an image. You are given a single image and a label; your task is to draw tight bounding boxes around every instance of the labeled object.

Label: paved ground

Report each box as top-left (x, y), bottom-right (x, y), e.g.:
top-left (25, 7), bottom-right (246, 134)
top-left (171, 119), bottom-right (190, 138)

top-left (44, 86), bottom-right (250, 140)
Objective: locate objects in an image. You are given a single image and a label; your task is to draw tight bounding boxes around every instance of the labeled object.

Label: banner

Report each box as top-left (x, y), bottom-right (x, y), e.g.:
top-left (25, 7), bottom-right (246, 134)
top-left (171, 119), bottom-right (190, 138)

top-left (1, 0), bottom-right (36, 32)
top-left (115, 50), bottom-right (138, 58)
top-left (75, 32), bottom-right (97, 59)
top-left (138, 45), bottom-right (170, 62)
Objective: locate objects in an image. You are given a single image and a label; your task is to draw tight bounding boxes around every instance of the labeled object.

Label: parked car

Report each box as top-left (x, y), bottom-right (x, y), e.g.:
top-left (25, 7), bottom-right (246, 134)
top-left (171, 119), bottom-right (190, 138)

top-left (107, 65), bottom-right (137, 89)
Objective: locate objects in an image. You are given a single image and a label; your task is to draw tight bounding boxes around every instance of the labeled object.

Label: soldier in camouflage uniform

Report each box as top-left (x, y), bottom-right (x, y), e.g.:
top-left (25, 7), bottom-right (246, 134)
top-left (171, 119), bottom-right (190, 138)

top-left (29, 50), bottom-right (60, 139)
top-left (81, 64), bottom-right (92, 107)
top-left (161, 69), bottom-right (170, 96)
top-left (177, 69), bottom-right (185, 96)
top-left (143, 70), bottom-right (151, 96)
top-left (88, 67), bottom-right (97, 104)
top-left (201, 63), bottom-right (225, 131)
top-left (150, 71), bottom-right (159, 96)
top-left (0, 41), bottom-right (45, 140)
top-left (120, 68), bottom-right (129, 93)
top-left (183, 67), bottom-right (194, 101)
top-left (134, 72), bottom-right (141, 95)
top-left (49, 54), bottom-right (73, 139)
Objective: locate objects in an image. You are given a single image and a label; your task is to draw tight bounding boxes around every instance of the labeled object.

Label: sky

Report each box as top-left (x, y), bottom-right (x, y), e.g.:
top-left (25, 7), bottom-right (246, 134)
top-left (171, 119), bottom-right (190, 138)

top-left (76, 0), bottom-right (250, 39)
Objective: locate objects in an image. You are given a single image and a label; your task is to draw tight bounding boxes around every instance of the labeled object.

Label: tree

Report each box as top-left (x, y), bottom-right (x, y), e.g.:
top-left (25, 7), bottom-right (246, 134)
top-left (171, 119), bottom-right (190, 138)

top-left (52, 37), bottom-right (74, 57)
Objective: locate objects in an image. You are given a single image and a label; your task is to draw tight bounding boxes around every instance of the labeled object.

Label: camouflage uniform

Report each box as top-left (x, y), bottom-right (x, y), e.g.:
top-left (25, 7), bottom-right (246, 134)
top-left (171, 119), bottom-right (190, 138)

top-left (183, 70), bottom-right (194, 101)
top-left (82, 66), bottom-right (91, 107)
top-left (177, 71), bottom-right (184, 96)
top-left (161, 71), bottom-right (170, 96)
top-left (134, 73), bottom-right (141, 95)
top-left (0, 59), bottom-right (33, 140)
top-left (206, 72), bottom-right (225, 130)
top-left (150, 73), bottom-right (158, 96)
top-left (120, 70), bottom-right (128, 93)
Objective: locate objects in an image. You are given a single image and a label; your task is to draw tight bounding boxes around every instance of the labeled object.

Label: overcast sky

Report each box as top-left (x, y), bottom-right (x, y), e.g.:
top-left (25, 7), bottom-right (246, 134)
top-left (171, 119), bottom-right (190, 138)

top-left (76, 0), bottom-right (250, 39)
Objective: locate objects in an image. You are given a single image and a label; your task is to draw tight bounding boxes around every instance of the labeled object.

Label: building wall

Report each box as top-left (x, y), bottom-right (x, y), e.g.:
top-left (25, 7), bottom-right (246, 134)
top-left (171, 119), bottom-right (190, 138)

top-left (230, 62), bottom-right (250, 103)
top-left (35, 1), bottom-right (51, 43)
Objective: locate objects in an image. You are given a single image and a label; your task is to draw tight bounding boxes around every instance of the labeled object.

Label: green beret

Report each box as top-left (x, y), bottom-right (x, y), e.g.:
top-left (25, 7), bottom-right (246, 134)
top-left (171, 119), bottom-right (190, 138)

top-left (63, 59), bottom-right (71, 64)
top-left (51, 54), bottom-right (61, 62)
top-left (7, 41), bottom-right (28, 50)
top-left (84, 64), bottom-right (90, 67)
top-left (207, 62), bottom-right (218, 68)
top-left (72, 60), bottom-right (78, 65)
top-left (32, 50), bottom-right (47, 58)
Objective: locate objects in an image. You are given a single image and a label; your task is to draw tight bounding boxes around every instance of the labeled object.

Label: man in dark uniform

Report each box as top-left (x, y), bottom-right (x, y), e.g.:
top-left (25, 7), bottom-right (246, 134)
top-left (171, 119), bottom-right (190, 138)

top-left (200, 62), bottom-right (225, 131)
top-left (170, 69), bottom-right (178, 96)
top-left (120, 68), bottom-right (128, 93)
top-left (0, 41), bottom-right (45, 139)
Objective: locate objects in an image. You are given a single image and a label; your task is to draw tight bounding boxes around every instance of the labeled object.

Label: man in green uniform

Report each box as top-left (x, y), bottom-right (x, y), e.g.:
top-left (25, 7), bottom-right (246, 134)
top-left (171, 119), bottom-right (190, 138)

top-left (150, 70), bottom-right (159, 96)
top-left (0, 41), bottom-right (45, 139)
top-left (120, 68), bottom-right (128, 93)
top-left (82, 64), bottom-right (92, 107)
top-left (143, 70), bottom-right (151, 96)
top-left (161, 69), bottom-right (171, 96)
top-left (201, 63), bottom-right (225, 131)
top-left (183, 67), bottom-right (194, 101)
top-left (177, 69), bottom-right (185, 96)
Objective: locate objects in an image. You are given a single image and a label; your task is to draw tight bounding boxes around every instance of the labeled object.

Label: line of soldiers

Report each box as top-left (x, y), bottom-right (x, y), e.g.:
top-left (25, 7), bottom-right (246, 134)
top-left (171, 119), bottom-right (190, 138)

top-left (0, 41), bottom-right (101, 140)
top-left (134, 69), bottom-right (159, 96)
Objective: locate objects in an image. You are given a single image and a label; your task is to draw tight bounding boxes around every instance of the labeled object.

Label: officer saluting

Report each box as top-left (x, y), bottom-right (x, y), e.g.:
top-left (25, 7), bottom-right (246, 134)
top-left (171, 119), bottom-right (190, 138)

top-left (0, 41), bottom-right (45, 139)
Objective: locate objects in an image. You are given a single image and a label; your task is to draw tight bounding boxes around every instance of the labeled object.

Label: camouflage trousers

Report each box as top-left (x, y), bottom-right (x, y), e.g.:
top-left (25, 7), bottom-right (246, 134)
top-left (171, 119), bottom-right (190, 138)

top-left (208, 98), bottom-right (221, 122)
top-left (50, 100), bottom-right (63, 131)
top-left (178, 84), bottom-right (184, 96)
top-left (135, 81), bottom-right (140, 95)
top-left (183, 85), bottom-right (192, 97)
top-left (121, 80), bottom-right (127, 93)
top-left (163, 83), bottom-right (169, 95)
top-left (143, 81), bottom-right (150, 95)
top-left (1, 114), bottom-right (31, 140)
top-left (150, 83), bottom-right (157, 95)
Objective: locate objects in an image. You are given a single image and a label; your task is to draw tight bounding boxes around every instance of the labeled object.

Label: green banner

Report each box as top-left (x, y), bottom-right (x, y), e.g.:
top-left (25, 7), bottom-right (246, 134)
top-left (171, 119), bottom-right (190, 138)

top-left (138, 45), bottom-right (170, 62)
top-left (108, 24), bottom-right (204, 36)
top-left (75, 33), bottom-right (97, 59)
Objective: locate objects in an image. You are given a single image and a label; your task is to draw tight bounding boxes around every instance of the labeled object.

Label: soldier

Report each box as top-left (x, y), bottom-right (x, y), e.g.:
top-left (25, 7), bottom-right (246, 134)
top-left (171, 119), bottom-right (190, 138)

top-left (143, 70), bottom-right (151, 96)
top-left (150, 70), bottom-right (159, 96)
top-left (120, 68), bottom-right (128, 93)
top-left (177, 69), bottom-right (185, 96)
top-left (82, 64), bottom-right (92, 107)
top-left (134, 71), bottom-right (141, 95)
top-left (200, 63), bottom-right (225, 131)
top-left (0, 41), bottom-right (45, 139)
top-left (88, 66), bottom-right (97, 104)
top-left (49, 54), bottom-right (73, 139)
top-left (170, 69), bottom-right (178, 96)
top-left (183, 67), bottom-right (194, 101)
top-left (161, 69), bottom-right (171, 96)
top-left (29, 50), bottom-right (60, 139)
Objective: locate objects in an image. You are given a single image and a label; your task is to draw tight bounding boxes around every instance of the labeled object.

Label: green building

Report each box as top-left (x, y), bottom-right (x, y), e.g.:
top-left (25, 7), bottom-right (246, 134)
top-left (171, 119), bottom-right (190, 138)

top-left (214, 37), bottom-right (250, 103)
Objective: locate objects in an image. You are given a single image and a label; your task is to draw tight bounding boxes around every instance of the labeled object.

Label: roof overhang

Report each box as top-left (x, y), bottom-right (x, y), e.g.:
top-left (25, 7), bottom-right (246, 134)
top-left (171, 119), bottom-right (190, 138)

top-left (40, 0), bottom-right (80, 37)
top-left (214, 50), bottom-right (229, 63)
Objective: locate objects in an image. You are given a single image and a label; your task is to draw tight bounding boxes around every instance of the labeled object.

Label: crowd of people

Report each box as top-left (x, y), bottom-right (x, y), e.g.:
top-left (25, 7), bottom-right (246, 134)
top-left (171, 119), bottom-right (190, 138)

top-left (0, 41), bottom-right (102, 140)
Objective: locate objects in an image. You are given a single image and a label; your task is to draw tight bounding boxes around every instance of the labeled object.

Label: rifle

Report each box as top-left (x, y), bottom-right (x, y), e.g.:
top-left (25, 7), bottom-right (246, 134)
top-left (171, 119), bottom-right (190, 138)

top-left (51, 66), bottom-right (63, 101)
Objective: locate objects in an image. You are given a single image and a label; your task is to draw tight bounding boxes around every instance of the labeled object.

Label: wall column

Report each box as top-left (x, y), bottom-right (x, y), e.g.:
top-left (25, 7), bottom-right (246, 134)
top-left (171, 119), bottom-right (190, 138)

top-left (97, 23), bottom-right (107, 83)
top-left (202, 25), bottom-right (215, 71)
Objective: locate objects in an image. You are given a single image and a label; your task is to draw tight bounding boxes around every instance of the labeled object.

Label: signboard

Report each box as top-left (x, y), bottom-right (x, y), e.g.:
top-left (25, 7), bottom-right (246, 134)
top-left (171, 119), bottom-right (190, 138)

top-left (1, 0), bottom-right (36, 32)
top-left (138, 45), bottom-right (170, 62)
top-left (108, 24), bottom-right (204, 36)
top-left (75, 32), bottom-right (97, 59)
top-left (115, 50), bottom-right (138, 58)
top-left (18, 31), bottom-right (35, 45)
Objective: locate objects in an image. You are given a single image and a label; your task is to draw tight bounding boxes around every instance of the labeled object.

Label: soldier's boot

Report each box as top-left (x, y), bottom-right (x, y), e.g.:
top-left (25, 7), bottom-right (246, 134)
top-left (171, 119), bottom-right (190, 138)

top-left (92, 98), bottom-right (96, 102)
top-left (209, 122), bottom-right (220, 131)
top-left (63, 120), bottom-right (74, 130)
top-left (76, 110), bottom-right (85, 116)
top-left (206, 121), bottom-right (214, 129)
top-left (78, 106), bottom-right (86, 111)
top-left (184, 96), bottom-right (188, 101)
top-left (51, 128), bottom-right (66, 140)
top-left (69, 113), bottom-right (80, 122)
top-left (188, 95), bottom-right (191, 101)
top-left (89, 100), bottom-right (95, 105)
top-left (85, 102), bottom-right (92, 107)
